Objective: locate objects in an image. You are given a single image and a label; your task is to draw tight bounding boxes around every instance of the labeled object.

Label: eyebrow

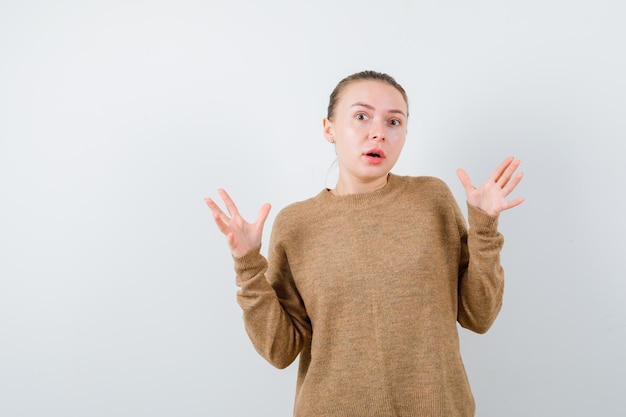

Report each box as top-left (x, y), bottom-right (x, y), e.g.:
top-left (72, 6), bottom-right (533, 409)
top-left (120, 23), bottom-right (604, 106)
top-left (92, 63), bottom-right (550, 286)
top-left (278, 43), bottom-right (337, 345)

top-left (350, 102), bottom-right (407, 117)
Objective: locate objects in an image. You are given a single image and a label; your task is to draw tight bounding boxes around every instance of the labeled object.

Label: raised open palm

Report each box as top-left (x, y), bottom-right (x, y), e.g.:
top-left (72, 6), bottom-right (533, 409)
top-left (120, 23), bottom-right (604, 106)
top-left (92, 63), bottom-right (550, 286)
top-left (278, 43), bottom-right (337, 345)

top-left (205, 189), bottom-right (271, 257)
top-left (456, 156), bottom-right (525, 217)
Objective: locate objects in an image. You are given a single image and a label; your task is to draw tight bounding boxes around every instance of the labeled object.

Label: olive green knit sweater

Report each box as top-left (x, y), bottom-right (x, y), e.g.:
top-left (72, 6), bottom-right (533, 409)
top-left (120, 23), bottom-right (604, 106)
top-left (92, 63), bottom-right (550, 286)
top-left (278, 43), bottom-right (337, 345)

top-left (234, 174), bottom-right (505, 417)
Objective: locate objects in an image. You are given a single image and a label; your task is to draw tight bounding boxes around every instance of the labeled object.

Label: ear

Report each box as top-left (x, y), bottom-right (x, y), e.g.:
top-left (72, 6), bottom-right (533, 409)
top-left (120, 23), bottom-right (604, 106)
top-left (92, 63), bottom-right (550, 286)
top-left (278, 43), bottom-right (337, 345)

top-left (323, 118), bottom-right (335, 143)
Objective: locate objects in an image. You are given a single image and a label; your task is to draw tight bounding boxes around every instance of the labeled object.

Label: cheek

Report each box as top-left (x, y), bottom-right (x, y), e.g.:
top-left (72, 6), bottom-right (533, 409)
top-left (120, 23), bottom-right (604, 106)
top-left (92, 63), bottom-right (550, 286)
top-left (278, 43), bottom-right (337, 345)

top-left (347, 122), bottom-right (366, 134)
top-left (389, 136), bottom-right (406, 158)
top-left (341, 124), bottom-right (365, 141)
top-left (389, 129), bottom-right (407, 143)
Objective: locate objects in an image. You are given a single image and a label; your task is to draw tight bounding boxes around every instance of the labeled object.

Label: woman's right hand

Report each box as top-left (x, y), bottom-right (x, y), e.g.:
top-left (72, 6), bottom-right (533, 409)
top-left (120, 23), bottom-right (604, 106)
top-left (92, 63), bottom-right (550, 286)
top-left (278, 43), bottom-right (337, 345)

top-left (204, 189), bottom-right (271, 258)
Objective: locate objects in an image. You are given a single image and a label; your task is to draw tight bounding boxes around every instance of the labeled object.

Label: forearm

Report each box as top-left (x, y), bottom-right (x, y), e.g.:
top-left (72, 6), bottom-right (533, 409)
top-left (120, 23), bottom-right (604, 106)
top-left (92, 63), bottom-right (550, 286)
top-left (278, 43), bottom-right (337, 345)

top-left (234, 247), bottom-right (307, 368)
top-left (457, 204), bottom-right (505, 334)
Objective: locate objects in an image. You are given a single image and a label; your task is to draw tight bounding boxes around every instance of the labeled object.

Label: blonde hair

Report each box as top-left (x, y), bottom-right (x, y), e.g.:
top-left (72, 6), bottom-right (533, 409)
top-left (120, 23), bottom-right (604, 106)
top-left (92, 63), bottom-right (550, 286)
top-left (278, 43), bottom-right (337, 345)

top-left (326, 70), bottom-right (409, 120)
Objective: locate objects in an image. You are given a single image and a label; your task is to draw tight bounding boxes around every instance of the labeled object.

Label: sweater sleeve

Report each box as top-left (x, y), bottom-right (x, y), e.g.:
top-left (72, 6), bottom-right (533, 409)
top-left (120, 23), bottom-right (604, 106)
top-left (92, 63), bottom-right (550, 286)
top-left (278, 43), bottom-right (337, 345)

top-left (456, 203), bottom-right (505, 334)
top-left (234, 221), bottom-right (311, 369)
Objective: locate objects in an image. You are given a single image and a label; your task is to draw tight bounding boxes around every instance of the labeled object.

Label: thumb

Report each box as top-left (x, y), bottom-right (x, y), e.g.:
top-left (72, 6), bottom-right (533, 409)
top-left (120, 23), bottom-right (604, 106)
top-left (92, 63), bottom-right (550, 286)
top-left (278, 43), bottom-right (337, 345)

top-left (456, 168), bottom-right (474, 194)
top-left (255, 203), bottom-right (272, 228)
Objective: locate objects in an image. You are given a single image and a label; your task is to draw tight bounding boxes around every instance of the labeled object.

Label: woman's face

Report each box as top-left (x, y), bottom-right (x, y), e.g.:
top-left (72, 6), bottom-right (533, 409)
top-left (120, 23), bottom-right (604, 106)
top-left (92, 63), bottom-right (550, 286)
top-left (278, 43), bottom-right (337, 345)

top-left (324, 80), bottom-right (408, 189)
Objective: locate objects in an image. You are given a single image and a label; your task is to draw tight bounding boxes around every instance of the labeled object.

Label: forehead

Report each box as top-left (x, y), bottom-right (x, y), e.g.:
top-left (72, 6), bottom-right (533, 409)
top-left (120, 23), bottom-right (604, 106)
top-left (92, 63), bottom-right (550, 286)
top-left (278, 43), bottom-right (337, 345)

top-left (338, 80), bottom-right (407, 112)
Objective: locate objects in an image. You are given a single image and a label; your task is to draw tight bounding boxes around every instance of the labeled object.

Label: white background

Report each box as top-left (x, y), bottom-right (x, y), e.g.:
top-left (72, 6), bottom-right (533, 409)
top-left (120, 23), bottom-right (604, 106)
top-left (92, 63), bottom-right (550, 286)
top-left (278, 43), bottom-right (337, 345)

top-left (1, 1), bottom-right (625, 416)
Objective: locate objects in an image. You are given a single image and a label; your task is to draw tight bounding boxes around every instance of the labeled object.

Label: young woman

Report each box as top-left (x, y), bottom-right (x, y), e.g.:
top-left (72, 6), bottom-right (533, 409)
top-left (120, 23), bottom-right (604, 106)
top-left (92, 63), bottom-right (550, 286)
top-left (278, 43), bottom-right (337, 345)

top-left (205, 70), bottom-right (524, 417)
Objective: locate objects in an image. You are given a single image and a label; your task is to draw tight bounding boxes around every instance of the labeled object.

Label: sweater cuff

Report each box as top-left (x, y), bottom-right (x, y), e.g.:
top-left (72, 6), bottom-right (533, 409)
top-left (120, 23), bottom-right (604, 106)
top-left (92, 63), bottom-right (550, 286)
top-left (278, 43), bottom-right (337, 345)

top-left (466, 203), bottom-right (499, 233)
top-left (232, 245), bottom-right (266, 283)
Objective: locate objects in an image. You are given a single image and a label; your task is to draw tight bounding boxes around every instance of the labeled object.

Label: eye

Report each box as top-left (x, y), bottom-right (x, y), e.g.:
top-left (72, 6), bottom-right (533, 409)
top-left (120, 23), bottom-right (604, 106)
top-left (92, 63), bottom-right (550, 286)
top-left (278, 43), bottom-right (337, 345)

top-left (355, 112), bottom-right (368, 120)
top-left (389, 119), bottom-right (401, 126)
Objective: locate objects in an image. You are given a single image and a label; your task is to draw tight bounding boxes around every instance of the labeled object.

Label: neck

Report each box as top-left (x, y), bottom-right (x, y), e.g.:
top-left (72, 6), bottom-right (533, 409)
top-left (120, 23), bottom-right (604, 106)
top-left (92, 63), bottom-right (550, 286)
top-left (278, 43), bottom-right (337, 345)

top-left (332, 174), bottom-right (389, 196)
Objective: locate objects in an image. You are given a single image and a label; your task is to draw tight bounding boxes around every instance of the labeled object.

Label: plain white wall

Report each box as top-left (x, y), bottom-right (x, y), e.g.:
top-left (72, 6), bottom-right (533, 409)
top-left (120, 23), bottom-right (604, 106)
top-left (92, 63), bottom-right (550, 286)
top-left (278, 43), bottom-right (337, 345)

top-left (1, 0), bottom-right (625, 416)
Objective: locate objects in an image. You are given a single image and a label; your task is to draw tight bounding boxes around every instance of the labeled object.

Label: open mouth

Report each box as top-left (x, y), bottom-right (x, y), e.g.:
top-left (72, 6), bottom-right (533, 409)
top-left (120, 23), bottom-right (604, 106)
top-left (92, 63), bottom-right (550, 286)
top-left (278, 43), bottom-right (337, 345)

top-left (364, 149), bottom-right (386, 159)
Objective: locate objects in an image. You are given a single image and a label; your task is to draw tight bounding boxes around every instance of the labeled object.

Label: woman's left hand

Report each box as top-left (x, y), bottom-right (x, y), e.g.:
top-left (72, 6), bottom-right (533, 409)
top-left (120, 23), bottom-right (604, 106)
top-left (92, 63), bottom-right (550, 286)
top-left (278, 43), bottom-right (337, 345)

top-left (456, 156), bottom-right (525, 217)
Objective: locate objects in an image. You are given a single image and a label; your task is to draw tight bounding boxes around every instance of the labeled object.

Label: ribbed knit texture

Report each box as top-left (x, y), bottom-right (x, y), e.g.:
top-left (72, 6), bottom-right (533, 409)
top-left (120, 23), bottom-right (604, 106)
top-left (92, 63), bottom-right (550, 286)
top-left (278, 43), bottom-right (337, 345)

top-left (234, 174), bottom-right (505, 417)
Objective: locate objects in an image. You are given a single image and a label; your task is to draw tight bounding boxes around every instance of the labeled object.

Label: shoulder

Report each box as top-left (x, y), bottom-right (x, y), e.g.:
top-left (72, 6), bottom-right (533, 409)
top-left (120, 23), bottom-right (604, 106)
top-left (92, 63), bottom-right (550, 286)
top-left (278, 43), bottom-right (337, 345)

top-left (271, 191), bottom-right (326, 234)
top-left (389, 174), bottom-right (460, 217)
top-left (276, 192), bottom-right (322, 218)
top-left (390, 174), bottom-right (465, 230)
top-left (391, 174), bottom-right (453, 197)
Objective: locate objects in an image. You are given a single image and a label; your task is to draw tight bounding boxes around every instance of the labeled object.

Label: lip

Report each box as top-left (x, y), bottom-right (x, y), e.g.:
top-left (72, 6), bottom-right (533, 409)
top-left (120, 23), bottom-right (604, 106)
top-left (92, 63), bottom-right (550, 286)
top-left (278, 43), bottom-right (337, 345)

top-left (363, 148), bottom-right (386, 164)
top-left (363, 148), bottom-right (386, 158)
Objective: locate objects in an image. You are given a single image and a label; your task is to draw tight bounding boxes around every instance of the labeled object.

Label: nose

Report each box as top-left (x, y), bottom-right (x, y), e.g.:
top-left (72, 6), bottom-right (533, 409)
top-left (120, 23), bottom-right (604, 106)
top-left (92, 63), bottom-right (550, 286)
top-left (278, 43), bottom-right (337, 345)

top-left (369, 123), bottom-right (386, 141)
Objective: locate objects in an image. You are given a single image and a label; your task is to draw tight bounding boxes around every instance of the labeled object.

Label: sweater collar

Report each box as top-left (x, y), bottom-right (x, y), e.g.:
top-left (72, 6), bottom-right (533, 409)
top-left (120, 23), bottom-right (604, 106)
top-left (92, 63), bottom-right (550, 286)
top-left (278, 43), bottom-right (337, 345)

top-left (319, 173), bottom-right (400, 206)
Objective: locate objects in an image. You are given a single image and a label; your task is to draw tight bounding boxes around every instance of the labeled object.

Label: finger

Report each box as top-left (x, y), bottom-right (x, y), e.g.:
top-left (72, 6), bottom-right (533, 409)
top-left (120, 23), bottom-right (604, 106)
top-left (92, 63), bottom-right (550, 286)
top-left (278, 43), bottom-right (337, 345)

top-left (489, 156), bottom-right (515, 183)
top-left (504, 197), bottom-right (525, 211)
top-left (496, 158), bottom-right (521, 187)
top-left (456, 168), bottom-right (474, 194)
top-left (502, 172), bottom-right (524, 196)
top-left (204, 197), bottom-right (227, 217)
top-left (205, 197), bottom-right (232, 225)
top-left (254, 203), bottom-right (272, 228)
top-left (211, 211), bottom-right (233, 234)
top-left (204, 198), bottom-right (235, 236)
top-left (225, 232), bottom-right (237, 250)
top-left (218, 188), bottom-right (241, 217)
